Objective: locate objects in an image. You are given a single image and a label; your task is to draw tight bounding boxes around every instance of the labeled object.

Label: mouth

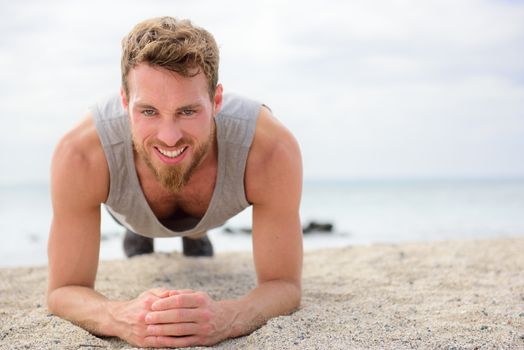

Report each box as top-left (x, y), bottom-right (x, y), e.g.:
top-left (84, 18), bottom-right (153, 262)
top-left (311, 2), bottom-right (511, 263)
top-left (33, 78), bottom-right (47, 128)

top-left (154, 145), bottom-right (188, 163)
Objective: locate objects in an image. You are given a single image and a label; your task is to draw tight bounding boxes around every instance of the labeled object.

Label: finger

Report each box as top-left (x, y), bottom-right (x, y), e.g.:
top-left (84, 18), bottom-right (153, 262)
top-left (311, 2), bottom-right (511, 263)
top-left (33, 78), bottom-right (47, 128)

top-left (151, 293), bottom-right (205, 311)
top-left (148, 287), bottom-right (169, 297)
top-left (157, 290), bottom-right (171, 298)
top-left (145, 308), bottom-right (200, 324)
top-left (152, 289), bottom-right (171, 298)
top-left (168, 289), bottom-right (194, 297)
top-left (146, 322), bottom-right (200, 337)
top-left (144, 335), bottom-right (201, 348)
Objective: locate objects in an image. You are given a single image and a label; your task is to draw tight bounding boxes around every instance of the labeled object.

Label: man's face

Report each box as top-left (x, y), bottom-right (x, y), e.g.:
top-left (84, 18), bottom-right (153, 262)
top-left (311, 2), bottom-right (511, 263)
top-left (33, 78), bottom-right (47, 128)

top-left (121, 63), bottom-right (222, 192)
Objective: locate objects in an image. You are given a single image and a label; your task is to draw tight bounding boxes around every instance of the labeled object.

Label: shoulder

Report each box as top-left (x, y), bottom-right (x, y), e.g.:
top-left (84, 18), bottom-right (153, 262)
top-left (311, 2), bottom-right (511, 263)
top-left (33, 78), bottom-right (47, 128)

top-left (245, 106), bottom-right (302, 207)
top-left (219, 93), bottom-right (261, 120)
top-left (51, 113), bottom-right (109, 206)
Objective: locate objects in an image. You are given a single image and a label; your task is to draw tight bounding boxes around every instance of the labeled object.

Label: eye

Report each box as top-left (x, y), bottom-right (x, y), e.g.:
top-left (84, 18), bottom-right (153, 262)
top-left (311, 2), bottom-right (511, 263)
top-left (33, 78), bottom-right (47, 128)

top-left (180, 109), bottom-right (195, 117)
top-left (141, 109), bottom-right (156, 117)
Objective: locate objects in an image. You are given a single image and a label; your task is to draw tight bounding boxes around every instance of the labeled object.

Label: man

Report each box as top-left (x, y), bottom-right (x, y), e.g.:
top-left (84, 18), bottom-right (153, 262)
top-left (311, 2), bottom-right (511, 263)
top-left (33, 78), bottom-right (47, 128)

top-left (47, 16), bottom-right (303, 348)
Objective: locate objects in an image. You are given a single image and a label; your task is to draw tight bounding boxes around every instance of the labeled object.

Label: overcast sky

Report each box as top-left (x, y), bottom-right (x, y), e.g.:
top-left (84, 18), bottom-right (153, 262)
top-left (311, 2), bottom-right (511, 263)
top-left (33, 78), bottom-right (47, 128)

top-left (1, 0), bottom-right (523, 184)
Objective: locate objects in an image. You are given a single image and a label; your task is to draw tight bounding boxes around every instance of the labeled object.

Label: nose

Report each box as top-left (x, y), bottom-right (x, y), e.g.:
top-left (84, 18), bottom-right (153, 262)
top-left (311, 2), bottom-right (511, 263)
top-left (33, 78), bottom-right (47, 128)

top-left (157, 118), bottom-right (183, 147)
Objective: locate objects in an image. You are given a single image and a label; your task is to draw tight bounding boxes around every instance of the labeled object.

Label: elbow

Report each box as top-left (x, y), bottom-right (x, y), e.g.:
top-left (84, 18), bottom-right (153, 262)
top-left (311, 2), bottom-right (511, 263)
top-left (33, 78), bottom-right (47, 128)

top-left (46, 288), bottom-right (59, 315)
top-left (47, 285), bottom-right (67, 316)
top-left (292, 283), bottom-right (302, 311)
top-left (283, 279), bottom-right (302, 312)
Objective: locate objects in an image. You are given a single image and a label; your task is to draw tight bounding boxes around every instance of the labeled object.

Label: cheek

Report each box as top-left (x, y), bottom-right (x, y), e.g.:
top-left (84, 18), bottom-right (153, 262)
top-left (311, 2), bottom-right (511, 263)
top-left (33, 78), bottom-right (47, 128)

top-left (181, 119), bottom-right (209, 139)
top-left (131, 118), bottom-right (156, 141)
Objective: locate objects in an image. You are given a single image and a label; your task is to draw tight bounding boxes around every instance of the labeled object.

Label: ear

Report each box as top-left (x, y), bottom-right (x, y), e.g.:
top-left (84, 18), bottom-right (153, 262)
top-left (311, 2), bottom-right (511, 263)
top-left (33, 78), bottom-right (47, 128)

top-left (120, 87), bottom-right (129, 110)
top-left (212, 84), bottom-right (223, 117)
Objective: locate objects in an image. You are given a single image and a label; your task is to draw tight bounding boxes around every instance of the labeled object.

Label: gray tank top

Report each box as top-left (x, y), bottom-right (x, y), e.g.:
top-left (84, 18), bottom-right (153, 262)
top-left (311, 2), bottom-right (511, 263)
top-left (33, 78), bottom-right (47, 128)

top-left (91, 93), bottom-right (261, 238)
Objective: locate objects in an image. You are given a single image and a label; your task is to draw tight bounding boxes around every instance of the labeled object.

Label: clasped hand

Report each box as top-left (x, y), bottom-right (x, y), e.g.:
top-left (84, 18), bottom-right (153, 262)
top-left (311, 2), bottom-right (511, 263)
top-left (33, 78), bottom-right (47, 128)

top-left (116, 288), bottom-right (234, 348)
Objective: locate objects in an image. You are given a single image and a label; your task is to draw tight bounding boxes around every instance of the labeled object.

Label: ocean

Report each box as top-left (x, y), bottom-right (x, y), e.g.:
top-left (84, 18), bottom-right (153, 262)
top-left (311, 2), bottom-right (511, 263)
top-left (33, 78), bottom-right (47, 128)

top-left (1, 179), bottom-right (523, 267)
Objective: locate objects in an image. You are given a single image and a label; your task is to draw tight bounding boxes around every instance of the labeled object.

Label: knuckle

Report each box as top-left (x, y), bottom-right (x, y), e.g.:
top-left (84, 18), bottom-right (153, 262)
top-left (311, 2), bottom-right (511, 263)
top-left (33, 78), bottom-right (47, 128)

top-left (137, 337), bottom-right (149, 348)
top-left (201, 323), bottom-right (213, 334)
top-left (200, 335), bottom-right (215, 346)
top-left (196, 294), bottom-right (207, 305)
top-left (146, 325), bottom-right (156, 335)
top-left (194, 336), bottom-right (205, 345)
top-left (196, 291), bottom-right (208, 298)
top-left (200, 310), bottom-right (211, 322)
top-left (137, 310), bottom-right (148, 322)
top-left (194, 292), bottom-right (208, 306)
top-left (141, 297), bottom-right (152, 307)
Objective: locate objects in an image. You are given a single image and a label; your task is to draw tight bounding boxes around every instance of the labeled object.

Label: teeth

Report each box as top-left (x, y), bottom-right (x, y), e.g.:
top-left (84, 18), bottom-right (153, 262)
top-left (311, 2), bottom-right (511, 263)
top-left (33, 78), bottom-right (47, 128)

top-left (157, 146), bottom-right (186, 158)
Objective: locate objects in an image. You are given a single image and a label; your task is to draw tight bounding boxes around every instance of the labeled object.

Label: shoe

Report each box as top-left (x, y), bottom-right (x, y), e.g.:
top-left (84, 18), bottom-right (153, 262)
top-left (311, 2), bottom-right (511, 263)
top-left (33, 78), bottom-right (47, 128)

top-left (123, 230), bottom-right (154, 257)
top-left (182, 234), bottom-right (214, 257)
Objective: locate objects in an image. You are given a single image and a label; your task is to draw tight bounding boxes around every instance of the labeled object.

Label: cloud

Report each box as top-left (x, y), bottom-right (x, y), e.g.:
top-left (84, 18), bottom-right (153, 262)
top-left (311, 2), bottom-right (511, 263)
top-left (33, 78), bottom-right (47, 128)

top-left (0, 0), bottom-right (523, 183)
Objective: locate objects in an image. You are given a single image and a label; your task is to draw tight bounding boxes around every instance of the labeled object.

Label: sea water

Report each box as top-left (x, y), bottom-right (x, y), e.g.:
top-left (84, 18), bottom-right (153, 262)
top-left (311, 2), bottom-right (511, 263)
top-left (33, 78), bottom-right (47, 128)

top-left (1, 179), bottom-right (523, 267)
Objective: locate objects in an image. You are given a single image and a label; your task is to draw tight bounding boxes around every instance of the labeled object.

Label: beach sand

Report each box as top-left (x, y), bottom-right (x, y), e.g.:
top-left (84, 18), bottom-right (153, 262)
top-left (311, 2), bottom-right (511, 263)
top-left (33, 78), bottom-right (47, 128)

top-left (1, 238), bottom-right (523, 349)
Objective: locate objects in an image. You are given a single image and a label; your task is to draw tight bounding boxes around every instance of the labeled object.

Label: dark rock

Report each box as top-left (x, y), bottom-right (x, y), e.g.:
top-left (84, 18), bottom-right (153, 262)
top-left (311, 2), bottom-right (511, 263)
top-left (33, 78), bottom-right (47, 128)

top-left (303, 221), bottom-right (334, 234)
top-left (223, 227), bottom-right (234, 234)
top-left (480, 325), bottom-right (489, 331)
top-left (224, 220), bottom-right (336, 235)
top-left (222, 226), bottom-right (252, 234)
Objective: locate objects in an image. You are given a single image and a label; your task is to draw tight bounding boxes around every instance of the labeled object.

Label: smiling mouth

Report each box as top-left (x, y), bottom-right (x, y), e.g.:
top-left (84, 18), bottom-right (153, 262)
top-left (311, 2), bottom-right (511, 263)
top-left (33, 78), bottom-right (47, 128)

top-left (155, 146), bottom-right (188, 158)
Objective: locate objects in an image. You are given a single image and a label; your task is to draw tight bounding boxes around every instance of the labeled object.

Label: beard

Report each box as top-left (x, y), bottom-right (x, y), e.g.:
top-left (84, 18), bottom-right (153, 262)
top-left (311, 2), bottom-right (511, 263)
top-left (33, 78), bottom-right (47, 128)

top-left (133, 121), bottom-right (216, 193)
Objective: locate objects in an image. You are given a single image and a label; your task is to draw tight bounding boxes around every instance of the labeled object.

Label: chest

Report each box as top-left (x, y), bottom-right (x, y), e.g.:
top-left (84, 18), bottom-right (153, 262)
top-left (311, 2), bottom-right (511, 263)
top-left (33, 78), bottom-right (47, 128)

top-left (140, 176), bottom-right (216, 220)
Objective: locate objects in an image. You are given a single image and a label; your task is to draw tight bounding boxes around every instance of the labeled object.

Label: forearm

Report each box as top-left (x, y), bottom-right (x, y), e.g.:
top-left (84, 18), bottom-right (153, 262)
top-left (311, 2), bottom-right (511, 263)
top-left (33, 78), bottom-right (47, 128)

top-left (47, 286), bottom-right (119, 337)
top-left (221, 279), bottom-right (301, 338)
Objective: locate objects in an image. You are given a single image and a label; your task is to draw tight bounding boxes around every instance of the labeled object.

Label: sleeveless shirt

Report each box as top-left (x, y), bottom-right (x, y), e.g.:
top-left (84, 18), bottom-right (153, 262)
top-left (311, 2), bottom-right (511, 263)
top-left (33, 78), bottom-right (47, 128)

top-left (91, 93), bottom-right (261, 238)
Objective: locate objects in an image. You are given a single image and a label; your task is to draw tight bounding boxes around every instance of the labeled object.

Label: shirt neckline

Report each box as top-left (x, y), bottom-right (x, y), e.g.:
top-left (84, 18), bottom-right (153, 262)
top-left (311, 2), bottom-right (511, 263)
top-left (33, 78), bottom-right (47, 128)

top-left (126, 118), bottom-right (223, 236)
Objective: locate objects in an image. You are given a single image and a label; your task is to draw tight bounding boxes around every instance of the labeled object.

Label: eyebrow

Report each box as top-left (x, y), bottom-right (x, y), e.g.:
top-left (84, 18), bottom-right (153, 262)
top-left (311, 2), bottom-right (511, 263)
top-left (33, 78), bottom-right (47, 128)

top-left (133, 102), bottom-right (202, 111)
top-left (134, 102), bottom-right (157, 110)
top-left (175, 103), bottom-right (202, 111)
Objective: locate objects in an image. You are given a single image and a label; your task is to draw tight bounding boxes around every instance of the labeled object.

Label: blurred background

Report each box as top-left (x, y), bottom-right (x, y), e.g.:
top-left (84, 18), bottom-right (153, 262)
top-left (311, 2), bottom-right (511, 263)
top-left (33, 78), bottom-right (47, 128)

top-left (1, 0), bottom-right (523, 267)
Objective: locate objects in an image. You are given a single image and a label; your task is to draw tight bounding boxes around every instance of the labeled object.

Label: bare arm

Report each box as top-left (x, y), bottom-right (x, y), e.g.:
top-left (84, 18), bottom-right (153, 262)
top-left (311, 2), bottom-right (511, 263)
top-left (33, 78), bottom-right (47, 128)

top-left (227, 105), bottom-right (303, 335)
top-left (46, 117), bottom-right (170, 347)
top-left (47, 116), bottom-right (109, 330)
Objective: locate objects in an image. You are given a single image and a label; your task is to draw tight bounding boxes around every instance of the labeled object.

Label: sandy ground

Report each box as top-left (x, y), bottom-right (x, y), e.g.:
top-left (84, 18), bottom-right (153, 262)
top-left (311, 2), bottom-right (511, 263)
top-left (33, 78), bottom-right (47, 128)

top-left (1, 238), bottom-right (523, 349)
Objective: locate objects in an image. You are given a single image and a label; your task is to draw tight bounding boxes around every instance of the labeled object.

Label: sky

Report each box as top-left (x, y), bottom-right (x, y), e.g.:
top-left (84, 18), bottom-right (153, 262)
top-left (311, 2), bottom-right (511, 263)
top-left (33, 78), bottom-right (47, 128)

top-left (0, 0), bottom-right (523, 184)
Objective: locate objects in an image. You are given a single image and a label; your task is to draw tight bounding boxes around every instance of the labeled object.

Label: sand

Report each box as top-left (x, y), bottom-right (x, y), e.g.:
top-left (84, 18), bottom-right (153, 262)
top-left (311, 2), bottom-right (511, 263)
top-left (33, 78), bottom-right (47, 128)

top-left (1, 238), bottom-right (523, 349)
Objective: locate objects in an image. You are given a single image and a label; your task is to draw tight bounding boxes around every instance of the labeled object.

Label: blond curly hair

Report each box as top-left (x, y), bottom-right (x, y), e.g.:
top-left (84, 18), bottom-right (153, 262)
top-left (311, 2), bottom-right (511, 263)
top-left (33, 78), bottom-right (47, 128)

top-left (121, 16), bottom-right (220, 99)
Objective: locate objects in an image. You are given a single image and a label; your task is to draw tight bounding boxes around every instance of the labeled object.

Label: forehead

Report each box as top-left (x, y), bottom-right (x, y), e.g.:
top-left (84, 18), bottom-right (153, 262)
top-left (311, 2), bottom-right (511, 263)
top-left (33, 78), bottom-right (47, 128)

top-left (127, 63), bottom-right (209, 106)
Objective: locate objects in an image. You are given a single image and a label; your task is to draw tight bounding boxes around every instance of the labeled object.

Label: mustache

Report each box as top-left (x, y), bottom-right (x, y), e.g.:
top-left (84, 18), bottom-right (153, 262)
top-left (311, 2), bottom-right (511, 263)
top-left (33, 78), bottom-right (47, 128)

top-left (149, 137), bottom-right (194, 148)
